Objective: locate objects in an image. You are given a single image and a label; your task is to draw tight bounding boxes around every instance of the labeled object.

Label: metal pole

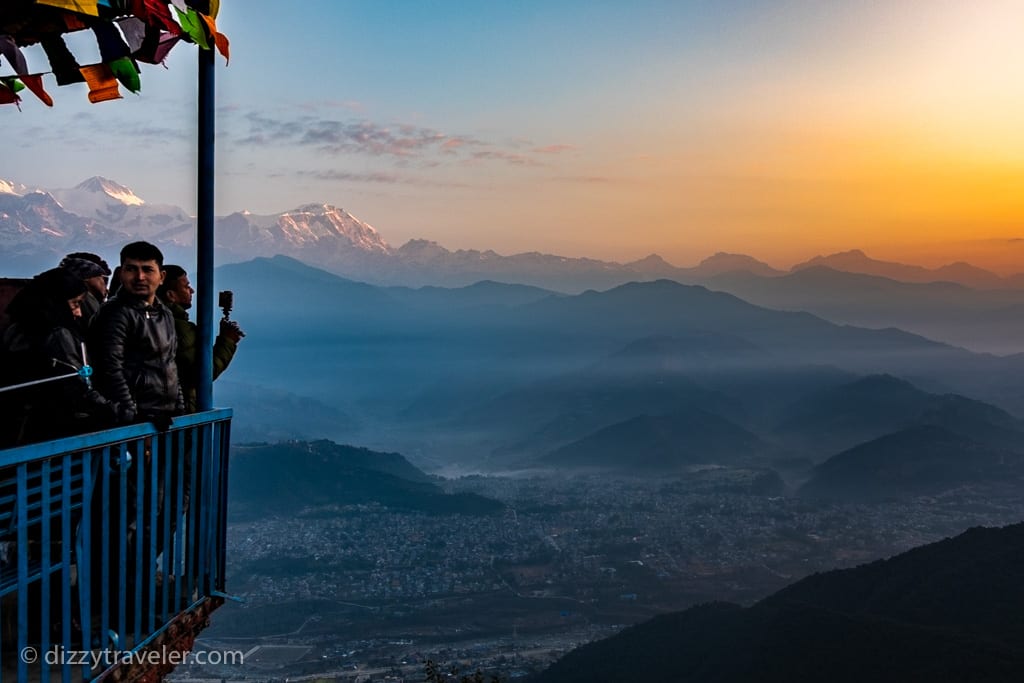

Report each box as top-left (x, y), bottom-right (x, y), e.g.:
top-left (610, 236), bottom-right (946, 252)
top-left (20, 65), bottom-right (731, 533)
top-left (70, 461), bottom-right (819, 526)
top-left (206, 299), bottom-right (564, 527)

top-left (196, 46), bottom-right (215, 411)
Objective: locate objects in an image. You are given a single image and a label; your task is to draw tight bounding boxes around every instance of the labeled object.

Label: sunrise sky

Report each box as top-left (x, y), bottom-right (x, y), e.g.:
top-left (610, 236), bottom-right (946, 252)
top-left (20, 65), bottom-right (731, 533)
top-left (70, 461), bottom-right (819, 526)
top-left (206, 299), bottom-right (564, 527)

top-left (3, 0), bottom-right (1023, 271)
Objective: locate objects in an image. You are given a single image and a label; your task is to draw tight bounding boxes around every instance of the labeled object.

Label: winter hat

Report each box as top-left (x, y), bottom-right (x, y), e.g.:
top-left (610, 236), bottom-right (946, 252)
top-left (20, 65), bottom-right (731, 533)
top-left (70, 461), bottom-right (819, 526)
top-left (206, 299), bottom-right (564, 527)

top-left (60, 257), bottom-right (109, 280)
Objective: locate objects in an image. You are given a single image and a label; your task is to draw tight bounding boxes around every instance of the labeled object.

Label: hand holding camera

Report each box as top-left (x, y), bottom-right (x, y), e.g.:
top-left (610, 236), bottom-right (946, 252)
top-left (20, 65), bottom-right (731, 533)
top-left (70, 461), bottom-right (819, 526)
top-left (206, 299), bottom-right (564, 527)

top-left (220, 318), bottom-right (245, 342)
top-left (218, 290), bottom-right (246, 342)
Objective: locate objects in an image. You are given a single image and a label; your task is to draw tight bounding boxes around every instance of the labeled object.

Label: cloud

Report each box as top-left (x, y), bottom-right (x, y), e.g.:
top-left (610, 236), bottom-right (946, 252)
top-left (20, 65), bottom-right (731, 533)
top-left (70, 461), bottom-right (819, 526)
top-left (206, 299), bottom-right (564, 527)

top-left (231, 108), bottom-right (554, 168)
top-left (470, 150), bottom-right (541, 166)
top-left (295, 99), bottom-right (365, 112)
top-left (18, 110), bottom-right (181, 147)
top-left (533, 144), bottom-right (576, 154)
top-left (304, 120), bottom-right (442, 156)
top-left (121, 122), bottom-right (192, 140)
top-left (555, 175), bottom-right (613, 183)
top-left (440, 137), bottom-right (475, 153)
top-left (300, 169), bottom-right (401, 184)
top-left (236, 112), bottom-right (301, 145)
top-left (298, 169), bottom-right (473, 188)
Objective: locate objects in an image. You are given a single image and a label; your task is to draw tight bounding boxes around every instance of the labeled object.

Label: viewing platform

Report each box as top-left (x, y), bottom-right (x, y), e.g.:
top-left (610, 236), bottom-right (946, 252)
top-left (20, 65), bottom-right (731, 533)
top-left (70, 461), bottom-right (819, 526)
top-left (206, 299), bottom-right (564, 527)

top-left (0, 410), bottom-right (233, 681)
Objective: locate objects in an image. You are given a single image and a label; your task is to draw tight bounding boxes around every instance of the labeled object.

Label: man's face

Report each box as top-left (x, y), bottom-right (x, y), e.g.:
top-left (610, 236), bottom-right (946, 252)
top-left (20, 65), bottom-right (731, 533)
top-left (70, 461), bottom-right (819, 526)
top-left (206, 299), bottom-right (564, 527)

top-left (85, 274), bottom-right (108, 301)
top-left (120, 258), bottom-right (165, 304)
top-left (167, 274), bottom-right (195, 310)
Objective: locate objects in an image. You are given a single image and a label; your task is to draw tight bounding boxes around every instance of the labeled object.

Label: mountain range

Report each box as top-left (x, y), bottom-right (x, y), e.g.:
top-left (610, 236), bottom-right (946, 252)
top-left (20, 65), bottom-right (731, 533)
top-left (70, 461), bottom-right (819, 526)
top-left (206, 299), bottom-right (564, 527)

top-left (207, 256), bottom-right (1024, 492)
top-left (2, 176), bottom-right (1023, 295)
top-left (7, 175), bottom-right (1024, 355)
top-left (791, 249), bottom-right (1021, 289)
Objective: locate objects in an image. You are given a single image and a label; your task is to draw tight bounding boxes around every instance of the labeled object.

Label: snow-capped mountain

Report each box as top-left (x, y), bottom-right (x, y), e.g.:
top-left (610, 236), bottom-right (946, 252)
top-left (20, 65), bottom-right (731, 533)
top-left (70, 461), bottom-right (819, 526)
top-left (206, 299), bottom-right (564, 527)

top-left (53, 176), bottom-right (145, 210)
top-left (49, 177), bottom-right (193, 243)
top-left (0, 186), bottom-right (129, 273)
top-left (214, 204), bottom-right (394, 281)
top-left (4, 175), bottom-right (1019, 293)
top-left (218, 204), bottom-right (391, 255)
top-left (0, 177), bottom-right (665, 289)
top-left (0, 179), bottom-right (31, 196)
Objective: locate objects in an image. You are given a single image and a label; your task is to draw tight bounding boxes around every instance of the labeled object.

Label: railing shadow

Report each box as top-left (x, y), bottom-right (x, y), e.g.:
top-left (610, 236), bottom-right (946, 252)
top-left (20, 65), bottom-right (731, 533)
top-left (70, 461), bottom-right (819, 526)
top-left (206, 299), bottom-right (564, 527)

top-left (0, 410), bottom-right (232, 682)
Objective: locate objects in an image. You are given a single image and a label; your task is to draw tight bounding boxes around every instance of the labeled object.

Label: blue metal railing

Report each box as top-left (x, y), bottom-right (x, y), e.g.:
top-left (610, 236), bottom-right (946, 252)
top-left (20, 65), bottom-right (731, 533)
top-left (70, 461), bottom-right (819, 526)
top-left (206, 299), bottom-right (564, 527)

top-left (0, 409), bottom-right (232, 681)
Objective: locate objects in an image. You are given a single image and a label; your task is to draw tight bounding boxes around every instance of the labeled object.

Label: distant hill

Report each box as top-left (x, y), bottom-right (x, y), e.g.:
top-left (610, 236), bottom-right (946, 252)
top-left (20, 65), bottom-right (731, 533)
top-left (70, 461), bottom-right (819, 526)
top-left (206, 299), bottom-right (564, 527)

top-left (684, 251), bottom-right (785, 278)
top-left (472, 338), bottom-right (854, 470)
top-left (462, 364), bottom-right (744, 468)
top-left (774, 374), bottom-right (1024, 456)
top-left (189, 257), bottom-right (1024, 470)
top-left (591, 335), bottom-right (858, 429)
top-left (702, 266), bottom-right (1024, 355)
top-left (797, 426), bottom-right (1024, 502)
top-left (511, 279), bottom-right (944, 362)
top-left (229, 440), bottom-right (504, 517)
top-left (385, 280), bottom-right (559, 312)
top-left (600, 333), bottom-right (768, 375)
top-left (215, 380), bottom-right (359, 443)
top-left (215, 255), bottom-right (409, 336)
top-left (509, 280), bottom-right (1024, 412)
top-left (791, 249), bottom-right (1011, 289)
top-left (541, 410), bottom-right (767, 471)
top-left (534, 523), bottom-right (1024, 682)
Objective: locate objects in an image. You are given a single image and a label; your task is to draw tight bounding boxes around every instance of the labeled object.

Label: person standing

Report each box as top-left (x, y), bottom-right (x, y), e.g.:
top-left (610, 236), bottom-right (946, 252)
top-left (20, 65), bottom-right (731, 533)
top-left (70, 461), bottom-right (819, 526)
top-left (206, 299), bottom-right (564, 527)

top-left (156, 265), bottom-right (243, 413)
top-left (86, 241), bottom-right (182, 631)
top-left (0, 268), bottom-right (114, 639)
top-left (1, 267), bottom-right (114, 445)
top-left (89, 241), bottom-right (182, 425)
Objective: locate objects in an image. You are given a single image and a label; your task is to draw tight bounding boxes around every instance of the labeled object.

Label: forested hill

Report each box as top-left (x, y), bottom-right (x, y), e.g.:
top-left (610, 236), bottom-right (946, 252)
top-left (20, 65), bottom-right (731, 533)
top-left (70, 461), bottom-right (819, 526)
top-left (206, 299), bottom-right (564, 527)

top-left (533, 522), bottom-right (1024, 682)
top-left (229, 440), bottom-right (504, 518)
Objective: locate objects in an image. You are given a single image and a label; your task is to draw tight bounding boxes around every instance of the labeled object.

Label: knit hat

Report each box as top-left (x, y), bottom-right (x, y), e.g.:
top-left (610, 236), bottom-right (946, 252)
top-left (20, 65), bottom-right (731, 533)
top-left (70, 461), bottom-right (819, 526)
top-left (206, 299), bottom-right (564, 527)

top-left (60, 257), bottom-right (109, 280)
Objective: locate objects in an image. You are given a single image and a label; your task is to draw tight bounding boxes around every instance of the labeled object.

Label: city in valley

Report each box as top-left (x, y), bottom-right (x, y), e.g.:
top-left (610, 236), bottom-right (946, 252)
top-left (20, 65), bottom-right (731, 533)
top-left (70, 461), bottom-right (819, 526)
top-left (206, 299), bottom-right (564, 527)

top-left (173, 472), bottom-right (1024, 682)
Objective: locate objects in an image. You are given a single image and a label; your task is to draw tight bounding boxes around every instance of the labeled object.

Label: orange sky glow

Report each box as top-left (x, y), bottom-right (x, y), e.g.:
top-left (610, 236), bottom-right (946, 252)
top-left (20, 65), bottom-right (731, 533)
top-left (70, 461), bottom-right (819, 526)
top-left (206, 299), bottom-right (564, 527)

top-left (6, 1), bottom-right (1024, 274)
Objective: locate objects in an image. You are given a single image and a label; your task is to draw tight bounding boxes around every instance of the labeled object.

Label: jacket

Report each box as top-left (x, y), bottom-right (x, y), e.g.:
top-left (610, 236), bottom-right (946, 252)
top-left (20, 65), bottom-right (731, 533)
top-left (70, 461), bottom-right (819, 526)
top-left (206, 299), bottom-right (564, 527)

top-left (1, 321), bottom-right (115, 445)
top-left (88, 293), bottom-right (183, 421)
top-left (167, 302), bottom-right (237, 413)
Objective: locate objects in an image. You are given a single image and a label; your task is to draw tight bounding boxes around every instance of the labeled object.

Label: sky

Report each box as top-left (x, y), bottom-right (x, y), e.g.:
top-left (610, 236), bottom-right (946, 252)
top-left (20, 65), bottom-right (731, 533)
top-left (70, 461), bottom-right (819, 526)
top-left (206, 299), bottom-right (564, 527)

top-left (3, 0), bottom-right (1024, 272)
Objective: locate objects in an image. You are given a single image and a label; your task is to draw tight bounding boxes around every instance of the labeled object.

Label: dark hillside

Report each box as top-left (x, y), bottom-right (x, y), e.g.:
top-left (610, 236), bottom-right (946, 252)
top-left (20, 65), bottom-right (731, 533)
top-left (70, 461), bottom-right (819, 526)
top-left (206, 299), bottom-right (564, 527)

top-left (534, 523), bottom-right (1024, 682)
top-left (229, 440), bottom-right (504, 517)
top-left (541, 410), bottom-right (768, 471)
top-left (775, 374), bottom-right (1024, 456)
top-left (798, 426), bottom-right (1024, 502)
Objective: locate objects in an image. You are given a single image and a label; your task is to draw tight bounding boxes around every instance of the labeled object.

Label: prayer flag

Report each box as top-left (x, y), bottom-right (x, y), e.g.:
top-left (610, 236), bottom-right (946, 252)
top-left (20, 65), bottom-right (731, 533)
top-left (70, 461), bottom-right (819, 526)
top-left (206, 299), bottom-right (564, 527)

top-left (36, 0), bottom-right (101, 16)
top-left (79, 63), bottom-right (122, 103)
top-left (20, 75), bottom-right (54, 106)
top-left (41, 36), bottom-right (86, 85)
top-left (108, 56), bottom-right (141, 93)
top-left (0, 35), bottom-right (29, 75)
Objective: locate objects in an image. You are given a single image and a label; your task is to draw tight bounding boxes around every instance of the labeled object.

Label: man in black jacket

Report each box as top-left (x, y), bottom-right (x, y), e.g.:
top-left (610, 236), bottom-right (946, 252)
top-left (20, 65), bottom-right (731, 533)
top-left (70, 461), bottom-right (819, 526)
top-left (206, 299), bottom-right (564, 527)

top-left (89, 241), bottom-right (183, 426)
top-left (87, 241), bottom-right (183, 627)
